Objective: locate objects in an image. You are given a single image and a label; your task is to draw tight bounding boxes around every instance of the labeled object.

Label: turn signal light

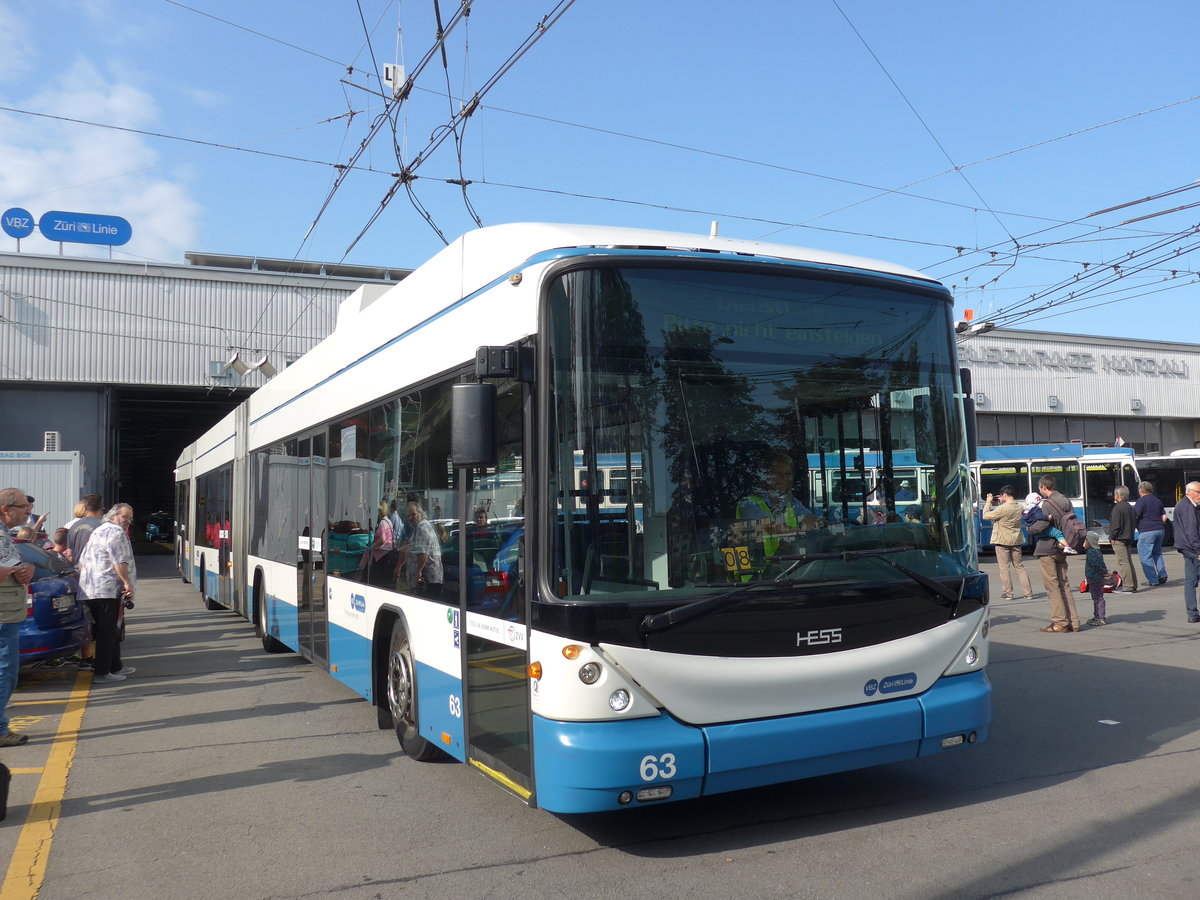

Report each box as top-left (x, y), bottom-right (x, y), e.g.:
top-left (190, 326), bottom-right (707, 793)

top-left (527, 661), bottom-right (542, 680)
top-left (562, 644), bottom-right (583, 660)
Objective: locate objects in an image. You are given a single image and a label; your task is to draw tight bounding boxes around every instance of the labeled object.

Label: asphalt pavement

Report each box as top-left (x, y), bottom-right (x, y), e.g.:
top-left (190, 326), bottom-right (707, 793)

top-left (1, 546), bottom-right (1199, 899)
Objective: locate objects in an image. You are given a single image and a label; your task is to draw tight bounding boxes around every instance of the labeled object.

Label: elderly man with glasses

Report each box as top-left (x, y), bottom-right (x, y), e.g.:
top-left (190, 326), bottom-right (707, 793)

top-left (0, 488), bottom-right (36, 745)
top-left (77, 504), bottom-right (138, 683)
top-left (1173, 481), bottom-right (1200, 624)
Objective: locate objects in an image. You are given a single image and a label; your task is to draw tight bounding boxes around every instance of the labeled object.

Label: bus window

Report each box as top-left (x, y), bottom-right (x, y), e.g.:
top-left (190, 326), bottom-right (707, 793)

top-left (608, 467), bottom-right (642, 503)
top-left (979, 463), bottom-right (1029, 499)
top-left (1032, 462), bottom-right (1080, 499)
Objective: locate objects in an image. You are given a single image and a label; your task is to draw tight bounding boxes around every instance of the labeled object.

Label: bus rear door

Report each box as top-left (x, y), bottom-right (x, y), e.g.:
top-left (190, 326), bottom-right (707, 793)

top-left (295, 431), bottom-right (329, 668)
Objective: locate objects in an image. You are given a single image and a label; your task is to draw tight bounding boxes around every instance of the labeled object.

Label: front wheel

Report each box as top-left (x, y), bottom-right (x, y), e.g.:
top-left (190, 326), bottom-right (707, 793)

top-left (386, 619), bottom-right (439, 761)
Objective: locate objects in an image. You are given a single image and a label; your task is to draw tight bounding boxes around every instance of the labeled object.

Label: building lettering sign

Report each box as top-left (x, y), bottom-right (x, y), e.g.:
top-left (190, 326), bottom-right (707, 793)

top-left (959, 343), bottom-right (1189, 378)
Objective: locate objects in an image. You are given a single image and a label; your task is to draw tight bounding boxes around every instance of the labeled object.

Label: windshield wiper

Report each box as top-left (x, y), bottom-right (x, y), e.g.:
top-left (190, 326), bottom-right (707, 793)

top-left (780, 547), bottom-right (962, 612)
top-left (639, 556), bottom-right (826, 635)
top-left (639, 548), bottom-right (961, 635)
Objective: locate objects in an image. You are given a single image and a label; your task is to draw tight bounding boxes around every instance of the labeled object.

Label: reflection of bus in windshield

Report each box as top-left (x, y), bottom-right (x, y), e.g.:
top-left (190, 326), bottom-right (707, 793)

top-left (972, 443), bottom-right (1139, 546)
top-left (807, 450), bottom-right (934, 524)
top-left (174, 223), bottom-right (989, 814)
top-left (571, 451), bottom-right (643, 521)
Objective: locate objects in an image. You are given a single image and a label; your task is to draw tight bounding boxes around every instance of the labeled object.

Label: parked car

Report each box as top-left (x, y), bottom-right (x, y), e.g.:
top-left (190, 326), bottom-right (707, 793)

top-left (442, 521), bottom-right (524, 616)
top-left (20, 575), bottom-right (87, 667)
top-left (12, 539), bottom-right (87, 667)
top-left (145, 511), bottom-right (174, 542)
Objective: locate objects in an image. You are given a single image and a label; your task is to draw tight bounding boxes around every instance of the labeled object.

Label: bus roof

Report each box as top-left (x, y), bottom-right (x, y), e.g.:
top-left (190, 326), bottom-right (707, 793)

top-left (444, 222), bottom-right (937, 282)
top-left (975, 443), bottom-right (1136, 462)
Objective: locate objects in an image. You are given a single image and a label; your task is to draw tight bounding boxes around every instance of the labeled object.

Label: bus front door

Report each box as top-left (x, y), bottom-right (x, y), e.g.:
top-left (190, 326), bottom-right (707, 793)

top-left (460, 381), bottom-right (532, 802)
top-left (296, 432), bottom-right (329, 668)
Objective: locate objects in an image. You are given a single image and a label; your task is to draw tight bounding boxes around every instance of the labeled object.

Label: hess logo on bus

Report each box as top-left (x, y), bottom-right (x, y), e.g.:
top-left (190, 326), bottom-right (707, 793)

top-left (797, 628), bottom-right (842, 647)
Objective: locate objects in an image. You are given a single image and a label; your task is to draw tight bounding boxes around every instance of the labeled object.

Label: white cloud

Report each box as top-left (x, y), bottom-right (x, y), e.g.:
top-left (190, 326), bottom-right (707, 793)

top-left (0, 53), bottom-right (203, 262)
top-left (0, 2), bottom-right (32, 80)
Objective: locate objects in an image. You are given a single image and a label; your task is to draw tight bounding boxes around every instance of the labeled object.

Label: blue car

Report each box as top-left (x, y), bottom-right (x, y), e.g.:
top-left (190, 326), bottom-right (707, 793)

top-left (12, 541), bottom-right (87, 668)
top-left (19, 575), bottom-right (87, 667)
top-left (442, 521), bottom-right (524, 616)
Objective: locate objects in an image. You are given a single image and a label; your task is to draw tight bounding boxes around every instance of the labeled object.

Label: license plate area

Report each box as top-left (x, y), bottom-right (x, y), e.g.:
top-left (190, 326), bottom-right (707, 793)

top-left (52, 594), bottom-right (74, 612)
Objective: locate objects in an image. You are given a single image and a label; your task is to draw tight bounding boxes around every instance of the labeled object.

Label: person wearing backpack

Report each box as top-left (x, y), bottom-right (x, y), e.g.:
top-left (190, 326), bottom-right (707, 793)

top-left (1030, 475), bottom-right (1082, 633)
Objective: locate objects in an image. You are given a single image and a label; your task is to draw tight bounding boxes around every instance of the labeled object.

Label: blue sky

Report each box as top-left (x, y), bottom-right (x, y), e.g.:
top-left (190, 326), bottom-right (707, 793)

top-left (1, 0), bottom-right (1197, 342)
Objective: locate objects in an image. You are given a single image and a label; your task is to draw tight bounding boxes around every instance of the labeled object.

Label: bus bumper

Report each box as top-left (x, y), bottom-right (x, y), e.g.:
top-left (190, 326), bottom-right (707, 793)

top-left (532, 670), bottom-right (990, 814)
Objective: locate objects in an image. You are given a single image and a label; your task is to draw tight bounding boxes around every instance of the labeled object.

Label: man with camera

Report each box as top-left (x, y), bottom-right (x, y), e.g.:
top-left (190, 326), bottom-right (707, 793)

top-left (77, 503), bottom-right (137, 684)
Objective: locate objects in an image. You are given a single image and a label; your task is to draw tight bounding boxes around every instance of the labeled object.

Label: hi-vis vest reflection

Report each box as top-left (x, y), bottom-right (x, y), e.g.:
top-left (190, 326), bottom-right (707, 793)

top-left (738, 493), bottom-right (799, 557)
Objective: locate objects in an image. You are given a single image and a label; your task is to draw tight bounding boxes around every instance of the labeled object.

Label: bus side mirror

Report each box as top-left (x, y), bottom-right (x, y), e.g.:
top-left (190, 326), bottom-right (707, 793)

top-left (451, 383), bottom-right (497, 468)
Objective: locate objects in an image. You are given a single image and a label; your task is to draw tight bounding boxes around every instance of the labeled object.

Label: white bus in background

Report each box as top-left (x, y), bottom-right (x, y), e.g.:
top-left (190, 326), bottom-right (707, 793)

top-left (1134, 449), bottom-right (1200, 542)
top-left (175, 222), bottom-right (990, 814)
top-left (972, 443), bottom-right (1140, 547)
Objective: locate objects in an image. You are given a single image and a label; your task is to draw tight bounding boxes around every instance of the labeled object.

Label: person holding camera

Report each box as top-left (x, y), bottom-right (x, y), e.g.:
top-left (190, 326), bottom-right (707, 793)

top-left (77, 503), bottom-right (138, 684)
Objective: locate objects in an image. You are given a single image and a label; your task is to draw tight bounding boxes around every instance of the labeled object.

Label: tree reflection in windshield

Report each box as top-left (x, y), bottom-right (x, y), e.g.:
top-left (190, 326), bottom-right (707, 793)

top-left (546, 263), bottom-right (973, 601)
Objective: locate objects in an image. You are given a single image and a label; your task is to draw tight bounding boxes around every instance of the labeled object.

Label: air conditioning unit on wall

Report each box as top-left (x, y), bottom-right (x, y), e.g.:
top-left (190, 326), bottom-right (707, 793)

top-left (43, 431), bottom-right (61, 452)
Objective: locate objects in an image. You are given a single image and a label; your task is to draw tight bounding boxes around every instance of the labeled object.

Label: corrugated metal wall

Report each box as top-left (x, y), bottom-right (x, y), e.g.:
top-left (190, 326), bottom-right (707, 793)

top-left (0, 253), bottom-right (370, 388)
top-left (959, 329), bottom-right (1200, 420)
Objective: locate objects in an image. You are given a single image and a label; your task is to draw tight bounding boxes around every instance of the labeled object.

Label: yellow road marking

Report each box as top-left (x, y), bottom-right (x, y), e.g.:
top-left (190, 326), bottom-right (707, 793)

top-left (7, 769), bottom-right (43, 776)
top-left (10, 699), bottom-right (73, 707)
top-left (1, 670), bottom-right (91, 900)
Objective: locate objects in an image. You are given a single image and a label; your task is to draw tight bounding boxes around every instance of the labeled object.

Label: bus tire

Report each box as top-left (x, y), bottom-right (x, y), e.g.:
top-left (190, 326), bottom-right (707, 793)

top-left (255, 574), bottom-right (288, 654)
top-left (200, 564), bottom-right (221, 610)
top-left (386, 618), bottom-right (439, 761)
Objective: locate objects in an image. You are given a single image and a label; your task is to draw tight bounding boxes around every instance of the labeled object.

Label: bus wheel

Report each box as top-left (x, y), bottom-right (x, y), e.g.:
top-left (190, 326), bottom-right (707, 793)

top-left (386, 619), bottom-right (438, 761)
top-left (256, 582), bottom-right (288, 654)
top-left (200, 567), bottom-right (220, 610)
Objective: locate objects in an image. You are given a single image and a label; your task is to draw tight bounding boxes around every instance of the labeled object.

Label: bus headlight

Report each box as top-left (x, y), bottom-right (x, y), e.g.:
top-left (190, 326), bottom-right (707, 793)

top-left (578, 662), bottom-right (602, 684)
top-left (608, 689), bottom-right (631, 712)
top-left (964, 646), bottom-right (978, 666)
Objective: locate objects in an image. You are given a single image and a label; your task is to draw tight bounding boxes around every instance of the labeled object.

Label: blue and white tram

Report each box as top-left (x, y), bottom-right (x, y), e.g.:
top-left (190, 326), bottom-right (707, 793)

top-left (175, 223), bottom-right (991, 813)
top-left (972, 443), bottom-right (1140, 547)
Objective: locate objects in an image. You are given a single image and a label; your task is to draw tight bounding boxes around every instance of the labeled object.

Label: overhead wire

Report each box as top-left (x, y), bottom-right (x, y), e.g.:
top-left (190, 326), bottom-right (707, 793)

top-left (243, 0), bottom-right (476, 345)
top-left (0, 283), bottom-right (335, 344)
top-left (829, 0), bottom-right (1017, 249)
top-left (159, 0), bottom-right (1200, 245)
top-left (437, 0), bottom-right (484, 228)
top-left (341, 0), bottom-right (578, 255)
top-left (32, 2), bottom-right (1198, 357)
top-left (0, 105), bottom-right (369, 173)
top-left (957, 225), bottom-right (1200, 332)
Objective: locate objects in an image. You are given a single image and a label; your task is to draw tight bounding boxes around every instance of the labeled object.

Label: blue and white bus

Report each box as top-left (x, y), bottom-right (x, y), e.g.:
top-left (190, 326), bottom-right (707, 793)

top-left (1134, 449), bottom-right (1200, 543)
top-left (971, 443), bottom-right (1140, 547)
top-left (175, 223), bottom-right (990, 813)
top-left (806, 449), bottom-right (934, 524)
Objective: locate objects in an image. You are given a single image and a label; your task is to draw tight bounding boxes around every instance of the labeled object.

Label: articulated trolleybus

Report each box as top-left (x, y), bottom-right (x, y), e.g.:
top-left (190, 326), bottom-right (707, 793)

top-left (175, 223), bottom-right (990, 813)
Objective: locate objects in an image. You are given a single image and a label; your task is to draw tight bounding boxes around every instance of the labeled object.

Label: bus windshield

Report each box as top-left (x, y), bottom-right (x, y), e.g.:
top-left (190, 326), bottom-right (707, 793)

top-left (545, 262), bottom-right (973, 601)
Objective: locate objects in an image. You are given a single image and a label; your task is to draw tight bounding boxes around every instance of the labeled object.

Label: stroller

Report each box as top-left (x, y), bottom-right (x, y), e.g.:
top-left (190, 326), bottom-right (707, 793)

top-left (1078, 571), bottom-right (1122, 594)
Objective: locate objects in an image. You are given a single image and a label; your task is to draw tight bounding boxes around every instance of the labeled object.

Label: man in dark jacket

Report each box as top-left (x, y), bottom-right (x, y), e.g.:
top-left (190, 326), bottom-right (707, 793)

top-left (1031, 475), bottom-right (1081, 632)
top-left (1173, 481), bottom-right (1200, 624)
top-left (1109, 485), bottom-right (1138, 594)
